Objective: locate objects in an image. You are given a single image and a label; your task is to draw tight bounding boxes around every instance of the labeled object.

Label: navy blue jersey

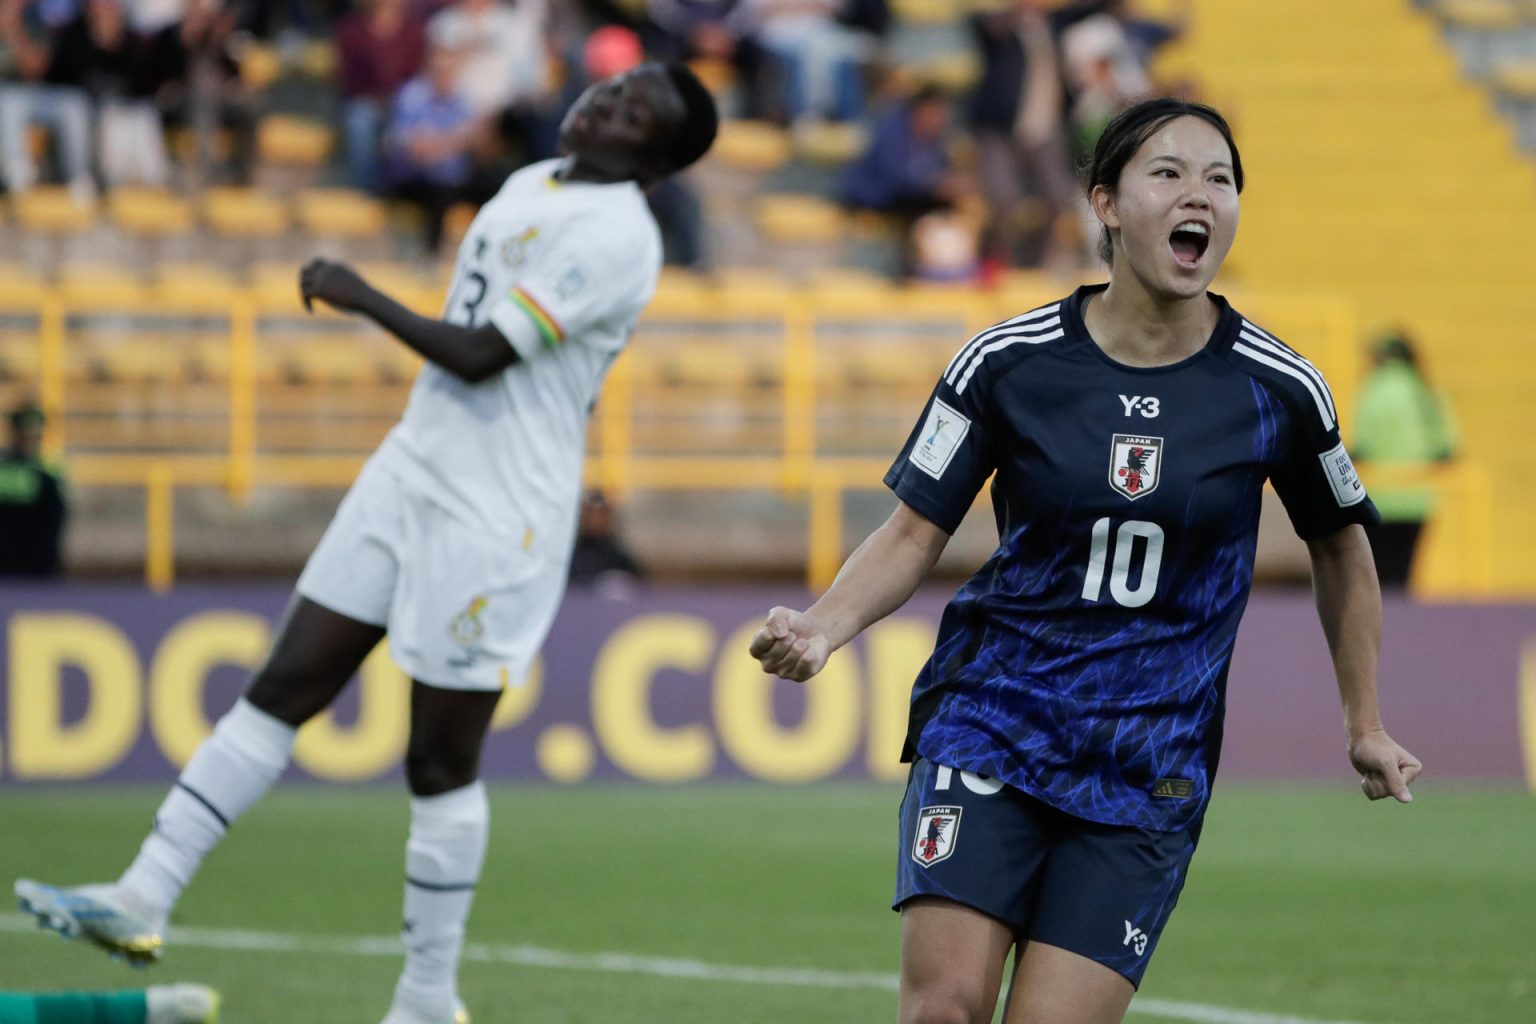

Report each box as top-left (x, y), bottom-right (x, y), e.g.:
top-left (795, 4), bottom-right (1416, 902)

top-left (885, 285), bottom-right (1378, 831)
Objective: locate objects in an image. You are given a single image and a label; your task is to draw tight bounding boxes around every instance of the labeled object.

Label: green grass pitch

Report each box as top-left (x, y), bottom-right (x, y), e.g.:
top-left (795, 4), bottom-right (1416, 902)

top-left (0, 784), bottom-right (1531, 1023)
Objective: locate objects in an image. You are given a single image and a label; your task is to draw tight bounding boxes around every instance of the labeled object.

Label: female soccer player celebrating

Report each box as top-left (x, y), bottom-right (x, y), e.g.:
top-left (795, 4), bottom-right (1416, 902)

top-left (751, 98), bottom-right (1421, 1024)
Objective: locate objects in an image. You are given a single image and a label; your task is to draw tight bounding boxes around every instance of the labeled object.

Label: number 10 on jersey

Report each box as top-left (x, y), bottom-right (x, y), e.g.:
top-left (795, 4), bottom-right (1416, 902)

top-left (1081, 518), bottom-right (1165, 608)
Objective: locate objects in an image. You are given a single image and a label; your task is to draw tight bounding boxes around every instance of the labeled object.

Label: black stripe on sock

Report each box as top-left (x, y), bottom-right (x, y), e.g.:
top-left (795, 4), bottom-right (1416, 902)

top-left (176, 782), bottom-right (231, 830)
top-left (405, 875), bottom-right (478, 893)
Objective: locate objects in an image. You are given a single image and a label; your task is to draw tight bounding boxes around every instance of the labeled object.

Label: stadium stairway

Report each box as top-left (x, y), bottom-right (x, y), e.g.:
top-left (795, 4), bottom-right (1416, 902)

top-left (1160, 0), bottom-right (1536, 594)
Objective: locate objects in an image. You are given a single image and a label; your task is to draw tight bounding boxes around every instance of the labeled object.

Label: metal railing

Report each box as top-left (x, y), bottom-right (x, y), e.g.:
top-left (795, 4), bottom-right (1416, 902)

top-left (6, 279), bottom-right (1490, 594)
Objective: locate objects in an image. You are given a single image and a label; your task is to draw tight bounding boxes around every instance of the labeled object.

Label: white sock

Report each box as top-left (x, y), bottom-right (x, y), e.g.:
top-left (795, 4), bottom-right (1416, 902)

top-left (392, 781), bottom-right (489, 1018)
top-left (118, 699), bottom-right (296, 926)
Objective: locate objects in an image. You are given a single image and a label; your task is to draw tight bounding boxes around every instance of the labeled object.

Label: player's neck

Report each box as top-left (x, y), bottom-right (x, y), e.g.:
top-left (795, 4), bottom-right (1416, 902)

top-left (556, 155), bottom-right (636, 186)
top-left (1087, 276), bottom-right (1217, 368)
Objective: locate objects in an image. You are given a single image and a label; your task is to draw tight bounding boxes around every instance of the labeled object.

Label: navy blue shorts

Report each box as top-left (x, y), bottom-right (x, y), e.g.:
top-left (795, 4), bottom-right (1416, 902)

top-left (893, 758), bottom-right (1201, 987)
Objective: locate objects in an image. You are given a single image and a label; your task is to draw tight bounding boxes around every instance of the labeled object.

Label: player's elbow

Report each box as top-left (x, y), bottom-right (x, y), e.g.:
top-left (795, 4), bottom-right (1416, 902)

top-left (447, 327), bottom-right (519, 384)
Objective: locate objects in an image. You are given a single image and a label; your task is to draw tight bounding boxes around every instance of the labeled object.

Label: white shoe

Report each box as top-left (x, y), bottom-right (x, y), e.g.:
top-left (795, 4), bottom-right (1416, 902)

top-left (378, 996), bottom-right (470, 1024)
top-left (146, 983), bottom-right (220, 1024)
top-left (14, 879), bottom-right (164, 966)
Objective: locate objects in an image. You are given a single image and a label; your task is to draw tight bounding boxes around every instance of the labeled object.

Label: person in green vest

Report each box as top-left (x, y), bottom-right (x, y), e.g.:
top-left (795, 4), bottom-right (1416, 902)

top-left (1351, 331), bottom-right (1458, 589)
top-left (0, 983), bottom-right (217, 1024)
top-left (0, 401), bottom-right (67, 577)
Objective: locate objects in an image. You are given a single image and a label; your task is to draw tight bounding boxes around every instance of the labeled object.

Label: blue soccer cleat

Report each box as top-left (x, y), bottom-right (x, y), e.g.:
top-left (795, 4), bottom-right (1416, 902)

top-left (14, 879), bottom-right (164, 966)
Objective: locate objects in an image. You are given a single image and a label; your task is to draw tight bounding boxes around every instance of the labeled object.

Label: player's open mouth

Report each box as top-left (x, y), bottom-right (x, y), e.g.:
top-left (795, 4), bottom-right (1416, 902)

top-left (1169, 221), bottom-right (1210, 269)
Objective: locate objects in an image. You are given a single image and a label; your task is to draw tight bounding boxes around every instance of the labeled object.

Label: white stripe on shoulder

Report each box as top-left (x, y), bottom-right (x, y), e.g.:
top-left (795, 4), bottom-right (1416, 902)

top-left (1238, 325), bottom-right (1337, 422)
top-left (943, 303), bottom-right (1061, 383)
top-left (954, 327), bottom-right (1065, 395)
top-left (1233, 341), bottom-right (1336, 431)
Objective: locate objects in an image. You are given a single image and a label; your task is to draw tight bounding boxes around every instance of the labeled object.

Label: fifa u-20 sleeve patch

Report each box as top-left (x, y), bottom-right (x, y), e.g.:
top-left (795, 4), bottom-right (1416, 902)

top-left (907, 399), bottom-right (971, 480)
top-left (885, 383), bottom-right (994, 535)
top-left (1318, 441), bottom-right (1366, 507)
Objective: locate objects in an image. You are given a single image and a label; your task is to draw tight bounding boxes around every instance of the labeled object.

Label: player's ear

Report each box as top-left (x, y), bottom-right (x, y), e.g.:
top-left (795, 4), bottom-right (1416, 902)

top-left (1090, 183), bottom-right (1119, 232)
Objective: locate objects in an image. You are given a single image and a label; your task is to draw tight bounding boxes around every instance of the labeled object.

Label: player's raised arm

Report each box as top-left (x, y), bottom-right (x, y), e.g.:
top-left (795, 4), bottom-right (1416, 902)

top-left (750, 501), bottom-right (949, 682)
top-left (1306, 524), bottom-right (1422, 803)
top-left (299, 259), bottom-right (518, 384)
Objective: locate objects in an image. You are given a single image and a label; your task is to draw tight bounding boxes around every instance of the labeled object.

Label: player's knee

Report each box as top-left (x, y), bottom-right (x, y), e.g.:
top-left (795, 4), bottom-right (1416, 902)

top-left (244, 666), bottom-right (330, 727)
top-left (899, 988), bottom-right (992, 1024)
top-left (404, 749), bottom-right (477, 797)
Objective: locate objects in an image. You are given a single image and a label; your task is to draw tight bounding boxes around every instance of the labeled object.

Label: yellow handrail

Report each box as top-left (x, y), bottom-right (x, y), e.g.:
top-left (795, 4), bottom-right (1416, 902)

top-left (7, 279), bottom-right (1494, 594)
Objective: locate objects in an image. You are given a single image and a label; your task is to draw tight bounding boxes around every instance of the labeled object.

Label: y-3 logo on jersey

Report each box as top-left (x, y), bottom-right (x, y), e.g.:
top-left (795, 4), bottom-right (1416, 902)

top-left (1118, 395), bottom-right (1160, 418)
top-left (1123, 921), bottom-right (1149, 956)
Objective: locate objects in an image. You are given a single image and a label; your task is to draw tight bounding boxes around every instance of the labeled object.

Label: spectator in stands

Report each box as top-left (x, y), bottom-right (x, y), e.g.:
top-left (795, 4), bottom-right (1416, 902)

top-left (1060, 13), bottom-right (1150, 167)
top-left (840, 84), bottom-right (975, 279)
top-left (967, 0), bottom-right (1085, 273)
top-left (569, 489), bottom-right (645, 595)
top-left (383, 39), bottom-right (476, 254)
top-left (1103, 0), bottom-right (1188, 73)
top-left (840, 84), bottom-right (960, 218)
top-left (164, 0), bottom-right (260, 186)
top-left (0, 402), bottom-right (66, 578)
top-left (738, 0), bottom-right (876, 124)
top-left (643, 0), bottom-right (770, 117)
top-left (428, 0), bottom-right (560, 168)
top-left (0, 0), bottom-right (97, 200)
top-left (87, 0), bottom-right (173, 187)
top-left (1352, 331), bottom-right (1460, 590)
top-left (336, 0), bottom-right (426, 192)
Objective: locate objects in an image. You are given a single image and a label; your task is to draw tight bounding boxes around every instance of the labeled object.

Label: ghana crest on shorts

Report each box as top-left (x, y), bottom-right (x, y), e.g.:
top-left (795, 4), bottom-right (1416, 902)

top-left (884, 285), bottom-right (1379, 831)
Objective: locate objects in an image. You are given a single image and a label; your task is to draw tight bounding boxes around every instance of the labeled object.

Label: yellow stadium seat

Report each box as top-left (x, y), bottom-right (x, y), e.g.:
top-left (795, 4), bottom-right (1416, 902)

top-left (0, 264), bottom-right (48, 309)
top-left (892, 0), bottom-right (960, 25)
top-left (238, 42), bottom-right (282, 90)
top-left (919, 51), bottom-right (982, 94)
top-left (710, 266), bottom-right (793, 312)
top-left (150, 264), bottom-right (241, 313)
top-left (378, 343), bottom-right (425, 384)
top-left (754, 193), bottom-right (845, 245)
top-left (1492, 60), bottom-right (1536, 98)
top-left (645, 339), bottom-right (767, 388)
top-left (790, 120), bottom-right (867, 167)
top-left (257, 115), bottom-right (332, 167)
top-left (109, 187), bottom-right (194, 237)
top-left (443, 202), bottom-right (478, 248)
top-left (57, 264), bottom-right (145, 309)
top-left (1434, 0), bottom-right (1521, 29)
top-left (353, 262), bottom-right (440, 313)
top-left (251, 262), bottom-right (315, 314)
top-left (82, 336), bottom-right (187, 383)
top-left (688, 58), bottom-right (737, 95)
top-left (202, 187), bottom-right (291, 238)
top-left (168, 126), bottom-right (234, 165)
top-left (298, 40), bottom-right (336, 80)
top-left (295, 188), bottom-right (388, 238)
top-left (805, 268), bottom-right (900, 314)
top-left (11, 186), bottom-right (96, 233)
top-left (708, 121), bottom-right (792, 172)
top-left (281, 337), bottom-right (379, 386)
top-left (0, 340), bottom-right (41, 380)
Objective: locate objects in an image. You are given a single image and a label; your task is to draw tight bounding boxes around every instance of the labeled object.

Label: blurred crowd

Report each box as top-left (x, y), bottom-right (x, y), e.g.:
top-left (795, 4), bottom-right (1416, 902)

top-left (1, 0), bottom-right (1197, 277)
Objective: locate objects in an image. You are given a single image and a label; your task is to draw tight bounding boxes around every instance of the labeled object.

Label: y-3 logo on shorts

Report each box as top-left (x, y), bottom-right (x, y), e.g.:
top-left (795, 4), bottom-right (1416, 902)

top-left (1123, 920), bottom-right (1148, 957)
top-left (449, 596), bottom-right (488, 645)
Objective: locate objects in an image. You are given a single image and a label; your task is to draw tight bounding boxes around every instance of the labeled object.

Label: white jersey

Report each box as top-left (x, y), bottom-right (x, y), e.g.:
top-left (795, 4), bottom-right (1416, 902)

top-left (374, 159), bottom-right (662, 565)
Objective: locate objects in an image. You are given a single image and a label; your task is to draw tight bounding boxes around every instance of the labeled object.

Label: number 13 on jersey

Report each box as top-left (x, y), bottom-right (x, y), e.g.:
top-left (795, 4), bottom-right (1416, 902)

top-left (1082, 518), bottom-right (1165, 608)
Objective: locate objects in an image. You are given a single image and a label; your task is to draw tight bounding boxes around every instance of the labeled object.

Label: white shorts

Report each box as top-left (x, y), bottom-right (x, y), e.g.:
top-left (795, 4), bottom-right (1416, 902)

top-left (297, 457), bottom-right (568, 691)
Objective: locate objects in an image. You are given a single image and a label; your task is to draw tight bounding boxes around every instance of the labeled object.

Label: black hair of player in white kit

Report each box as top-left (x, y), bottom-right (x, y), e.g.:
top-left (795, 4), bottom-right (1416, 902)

top-left (1086, 98), bottom-right (1246, 265)
top-left (660, 62), bottom-right (720, 173)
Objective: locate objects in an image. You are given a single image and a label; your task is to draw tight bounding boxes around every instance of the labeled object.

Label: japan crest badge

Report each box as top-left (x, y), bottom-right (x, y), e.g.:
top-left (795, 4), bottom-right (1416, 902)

top-left (1109, 434), bottom-right (1163, 500)
top-left (912, 805), bottom-right (962, 867)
